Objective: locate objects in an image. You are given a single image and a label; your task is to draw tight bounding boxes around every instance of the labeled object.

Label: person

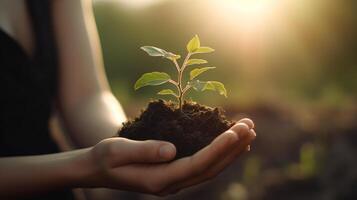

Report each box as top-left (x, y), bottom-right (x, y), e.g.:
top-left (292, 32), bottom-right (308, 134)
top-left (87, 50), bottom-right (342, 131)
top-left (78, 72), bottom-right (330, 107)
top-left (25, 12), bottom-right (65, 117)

top-left (0, 0), bottom-right (256, 199)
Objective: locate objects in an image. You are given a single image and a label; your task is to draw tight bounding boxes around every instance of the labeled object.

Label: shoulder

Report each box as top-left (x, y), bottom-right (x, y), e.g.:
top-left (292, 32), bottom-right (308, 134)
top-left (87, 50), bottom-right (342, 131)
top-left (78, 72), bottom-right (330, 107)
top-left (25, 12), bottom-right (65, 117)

top-left (0, 0), bottom-right (35, 58)
top-left (0, 0), bottom-right (26, 34)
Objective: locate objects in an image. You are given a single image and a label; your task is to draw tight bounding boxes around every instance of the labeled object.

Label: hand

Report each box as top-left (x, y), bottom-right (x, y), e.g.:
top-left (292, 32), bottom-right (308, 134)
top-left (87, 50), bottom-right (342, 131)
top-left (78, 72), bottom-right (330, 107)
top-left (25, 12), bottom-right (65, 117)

top-left (81, 118), bottom-right (256, 196)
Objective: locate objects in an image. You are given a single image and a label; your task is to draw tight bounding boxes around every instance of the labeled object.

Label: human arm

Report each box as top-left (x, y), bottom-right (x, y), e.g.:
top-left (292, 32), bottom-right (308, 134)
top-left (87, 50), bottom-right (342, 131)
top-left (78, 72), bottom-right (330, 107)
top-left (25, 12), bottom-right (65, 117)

top-left (53, 0), bottom-right (125, 147)
top-left (0, 121), bottom-right (255, 198)
top-left (0, 148), bottom-right (89, 199)
top-left (49, 0), bottom-right (257, 198)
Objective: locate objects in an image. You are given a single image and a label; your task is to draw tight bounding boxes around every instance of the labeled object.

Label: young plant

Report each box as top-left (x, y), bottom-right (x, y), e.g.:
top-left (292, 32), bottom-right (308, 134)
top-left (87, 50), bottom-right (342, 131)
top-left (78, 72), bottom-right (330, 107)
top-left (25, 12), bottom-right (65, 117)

top-left (134, 35), bottom-right (227, 111)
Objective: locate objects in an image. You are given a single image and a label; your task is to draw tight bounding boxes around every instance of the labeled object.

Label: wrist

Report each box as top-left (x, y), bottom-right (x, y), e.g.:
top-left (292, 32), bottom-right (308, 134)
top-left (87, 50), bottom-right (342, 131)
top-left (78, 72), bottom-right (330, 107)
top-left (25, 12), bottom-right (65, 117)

top-left (64, 148), bottom-right (98, 188)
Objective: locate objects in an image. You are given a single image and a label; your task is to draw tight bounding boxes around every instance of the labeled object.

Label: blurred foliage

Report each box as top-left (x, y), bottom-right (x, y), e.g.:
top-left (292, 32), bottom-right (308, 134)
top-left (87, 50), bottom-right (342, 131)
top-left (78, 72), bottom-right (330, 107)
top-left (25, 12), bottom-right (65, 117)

top-left (285, 142), bottom-right (319, 178)
top-left (93, 0), bottom-right (356, 115)
top-left (92, 0), bottom-right (357, 199)
top-left (242, 155), bottom-right (261, 185)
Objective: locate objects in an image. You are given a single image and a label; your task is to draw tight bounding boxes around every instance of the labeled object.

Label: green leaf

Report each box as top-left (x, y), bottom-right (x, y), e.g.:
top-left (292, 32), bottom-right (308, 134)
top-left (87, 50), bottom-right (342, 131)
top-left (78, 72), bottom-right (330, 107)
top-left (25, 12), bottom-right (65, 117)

top-left (187, 35), bottom-right (200, 53)
top-left (134, 72), bottom-right (171, 90)
top-left (157, 89), bottom-right (178, 97)
top-left (190, 80), bottom-right (206, 91)
top-left (194, 46), bottom-right (215, 54)
top-left (141, 46), bottom-right (167, 57)
top-left (141, 46), bottom-right (180, 60)
top-left (190, 67), bottom-right (216, 80)
top-left (190, 80), bottom-right (227, 97)
top-left (205, 81), bottom-right (227, 97)
top-left (164, 52), bottom-right (181, 60)
top-left (186, 59), bottom-right (208, 66)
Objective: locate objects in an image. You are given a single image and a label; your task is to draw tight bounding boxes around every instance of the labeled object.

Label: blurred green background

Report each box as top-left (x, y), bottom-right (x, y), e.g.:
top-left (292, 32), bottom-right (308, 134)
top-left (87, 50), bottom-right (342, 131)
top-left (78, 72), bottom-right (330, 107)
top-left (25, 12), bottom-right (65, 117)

top-left (93, 0), bottom-right (357, 199)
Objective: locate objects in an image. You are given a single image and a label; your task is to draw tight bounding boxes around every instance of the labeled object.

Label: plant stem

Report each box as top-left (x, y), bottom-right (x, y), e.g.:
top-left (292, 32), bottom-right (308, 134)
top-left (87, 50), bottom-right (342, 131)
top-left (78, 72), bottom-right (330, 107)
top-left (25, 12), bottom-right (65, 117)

top-left (181, 53), bottom-right (191, 73)
top-left (173, 59), bottom-right (183, 110)
top-left (182, 84), bottom-right (192, 95)
top-left (174, 53), bottom-right (191, 111)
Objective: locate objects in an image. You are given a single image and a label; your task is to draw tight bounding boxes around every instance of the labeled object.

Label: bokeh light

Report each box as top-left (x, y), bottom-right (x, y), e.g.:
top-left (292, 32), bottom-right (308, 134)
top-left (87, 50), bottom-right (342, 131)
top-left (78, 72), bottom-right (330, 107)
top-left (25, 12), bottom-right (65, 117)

top-left (92, 0), bottom-right (357, 198)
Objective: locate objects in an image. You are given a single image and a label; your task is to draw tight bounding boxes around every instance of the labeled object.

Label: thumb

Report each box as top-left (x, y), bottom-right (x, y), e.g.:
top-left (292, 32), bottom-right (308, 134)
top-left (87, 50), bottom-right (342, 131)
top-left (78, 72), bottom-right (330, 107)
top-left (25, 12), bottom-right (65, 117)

top-left (109, 138), bottom-right (176, 166)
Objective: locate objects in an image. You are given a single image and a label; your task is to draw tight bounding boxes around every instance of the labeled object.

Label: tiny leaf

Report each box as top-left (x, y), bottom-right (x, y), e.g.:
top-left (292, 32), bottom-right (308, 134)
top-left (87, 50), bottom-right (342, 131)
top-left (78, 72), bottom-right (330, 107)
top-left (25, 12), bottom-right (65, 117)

top-left (141, 46), bottom-right (167, 57)
top-left (190, 80), bottom-right (227, 97)
top-left (205, 81), bottom-right (227, 97)
top-left (164, 52), bottom-right (181, 60)
top-left (134, 72), bottom-right (171, 90)
top-left (157, 89), bottom-right (178, 97)
top-left (187, 35), bottom-right (200, 53)
top-left (194, 46), bottom-right (215, 54)
top-left (190, 80), bottom-right (207, 91)
top-left (186, 59), bottom-right (208, 66)
top-left (141, 46), bottom-right (180, 60)
top-left (190, 67), bottom-right (216, 80)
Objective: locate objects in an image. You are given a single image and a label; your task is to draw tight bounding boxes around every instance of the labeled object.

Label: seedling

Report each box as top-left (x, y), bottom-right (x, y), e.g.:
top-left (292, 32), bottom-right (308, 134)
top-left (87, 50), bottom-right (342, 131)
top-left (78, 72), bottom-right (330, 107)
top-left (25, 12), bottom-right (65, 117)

top-left (120, 35), bottom-right (233, 158)
top-left (134, 35), bottom-right (227, 111)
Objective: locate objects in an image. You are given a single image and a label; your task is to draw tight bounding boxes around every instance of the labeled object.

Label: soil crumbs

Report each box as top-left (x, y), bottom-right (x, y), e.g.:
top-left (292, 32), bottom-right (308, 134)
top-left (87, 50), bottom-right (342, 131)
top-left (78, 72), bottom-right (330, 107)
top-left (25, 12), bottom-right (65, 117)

top-left (119, 100), bottom-right (235, 159)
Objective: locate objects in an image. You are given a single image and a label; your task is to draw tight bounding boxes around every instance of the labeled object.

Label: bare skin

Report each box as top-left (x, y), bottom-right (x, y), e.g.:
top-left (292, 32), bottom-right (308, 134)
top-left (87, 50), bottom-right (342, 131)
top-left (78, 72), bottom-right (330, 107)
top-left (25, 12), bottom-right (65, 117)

top-left (0, 0), bottom-right (256, 199)
top-left (0, 121), bottom-right (255, 198)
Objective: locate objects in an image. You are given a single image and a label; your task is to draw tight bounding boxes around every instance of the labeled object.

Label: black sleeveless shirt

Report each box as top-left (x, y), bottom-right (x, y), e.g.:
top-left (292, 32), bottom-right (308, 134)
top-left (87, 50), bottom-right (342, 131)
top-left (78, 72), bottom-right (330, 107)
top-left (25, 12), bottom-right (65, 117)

top-left (0, 0), bottom-right (74, 199)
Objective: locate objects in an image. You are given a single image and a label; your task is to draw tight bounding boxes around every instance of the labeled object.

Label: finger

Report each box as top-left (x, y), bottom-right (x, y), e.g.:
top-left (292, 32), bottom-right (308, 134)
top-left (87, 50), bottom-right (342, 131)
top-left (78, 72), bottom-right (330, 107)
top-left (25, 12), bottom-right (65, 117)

top-left (206, 129), bottom-right (256, 175)
top-left (157, 124), bottom-right (245, 188)
top-left (110, 127), bottom-right (250, 195)
top-left (162, 127), bottom-right (255, 194)
top-left (108, 138), bottom-right (176, 166)
top-left (208, 129), bottom-right (256, 175)
top-left (238, 118), bottom-right (254, 129)
top-left (230, 122), bottom-right (251, 138)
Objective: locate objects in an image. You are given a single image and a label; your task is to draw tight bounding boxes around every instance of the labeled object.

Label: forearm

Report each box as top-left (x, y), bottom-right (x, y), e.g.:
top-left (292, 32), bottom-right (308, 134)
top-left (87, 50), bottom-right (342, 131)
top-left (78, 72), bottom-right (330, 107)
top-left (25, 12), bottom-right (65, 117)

top-left (0, 148), bottom-right (92, 198)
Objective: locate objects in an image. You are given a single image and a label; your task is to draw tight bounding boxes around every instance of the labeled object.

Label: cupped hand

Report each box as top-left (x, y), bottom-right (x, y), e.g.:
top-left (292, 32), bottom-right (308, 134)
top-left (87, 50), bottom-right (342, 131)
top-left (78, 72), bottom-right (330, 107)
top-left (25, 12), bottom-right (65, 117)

top-left (83, 118), bottom-right (256, 196)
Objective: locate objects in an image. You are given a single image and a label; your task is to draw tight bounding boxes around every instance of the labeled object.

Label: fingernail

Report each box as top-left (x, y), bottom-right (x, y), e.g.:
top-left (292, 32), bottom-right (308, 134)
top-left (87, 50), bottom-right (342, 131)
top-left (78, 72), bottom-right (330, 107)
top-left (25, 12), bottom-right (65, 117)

top-left (159, 144), bottom-right (175, 159)
top-left (251, 130), bottom-right (257, 137)
top-left (232, 123), bottom-right (249, 137)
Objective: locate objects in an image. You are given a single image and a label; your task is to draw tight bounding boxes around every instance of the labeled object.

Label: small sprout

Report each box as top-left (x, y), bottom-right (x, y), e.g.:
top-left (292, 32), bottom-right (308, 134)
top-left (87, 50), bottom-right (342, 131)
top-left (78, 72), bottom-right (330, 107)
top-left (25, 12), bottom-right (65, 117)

top-left (187, 35), bottom-right (200, 53)
top-left (140, 46), bottom-right (181, 61)
top-left (186, 59), bottom-right (208, 66)
top-left (190, 67), bottom-right (216, 80)
top-left (157, 89), bottom-right (178, 97)
top-left (194, 46), bottom-right (215, 54)
top-left (134, 72), bottom-right (171, 90)
top-left (190, 80), bottom-right (227, 98)
top-left (135, 35), bottom-right (227, 111)
top-left (140, 46), bottom-right (167, 57)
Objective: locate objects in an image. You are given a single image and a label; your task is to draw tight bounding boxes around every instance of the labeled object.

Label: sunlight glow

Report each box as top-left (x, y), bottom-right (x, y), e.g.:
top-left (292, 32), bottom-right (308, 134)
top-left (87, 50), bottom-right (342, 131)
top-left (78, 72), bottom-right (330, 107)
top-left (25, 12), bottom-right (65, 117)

top-left (227, 0), bottom-right (274, 17)
top-left (210, 0), bottom-right (280, 25)
top-left (201, 0), bottom-right (327, 96)
top-left (206, 0), bottom-right (282, 58)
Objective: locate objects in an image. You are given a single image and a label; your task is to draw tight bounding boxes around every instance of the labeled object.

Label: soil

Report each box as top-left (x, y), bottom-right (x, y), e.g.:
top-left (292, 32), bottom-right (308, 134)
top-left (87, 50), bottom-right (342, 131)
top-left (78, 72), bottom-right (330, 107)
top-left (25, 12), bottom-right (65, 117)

top-left (118, 100), bottom-right (235, 159)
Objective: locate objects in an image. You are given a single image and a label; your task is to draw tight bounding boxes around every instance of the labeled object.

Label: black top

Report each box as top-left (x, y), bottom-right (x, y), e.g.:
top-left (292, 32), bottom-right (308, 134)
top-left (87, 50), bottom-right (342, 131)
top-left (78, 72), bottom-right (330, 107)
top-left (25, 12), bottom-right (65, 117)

top-left (0, 0), bottom-right (74, 199)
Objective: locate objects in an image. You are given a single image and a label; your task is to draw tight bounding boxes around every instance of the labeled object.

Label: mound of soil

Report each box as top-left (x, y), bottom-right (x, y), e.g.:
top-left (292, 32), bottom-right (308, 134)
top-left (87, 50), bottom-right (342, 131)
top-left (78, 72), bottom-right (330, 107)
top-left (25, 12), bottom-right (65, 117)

top-left (118, 100), bottom-right (235, 159)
